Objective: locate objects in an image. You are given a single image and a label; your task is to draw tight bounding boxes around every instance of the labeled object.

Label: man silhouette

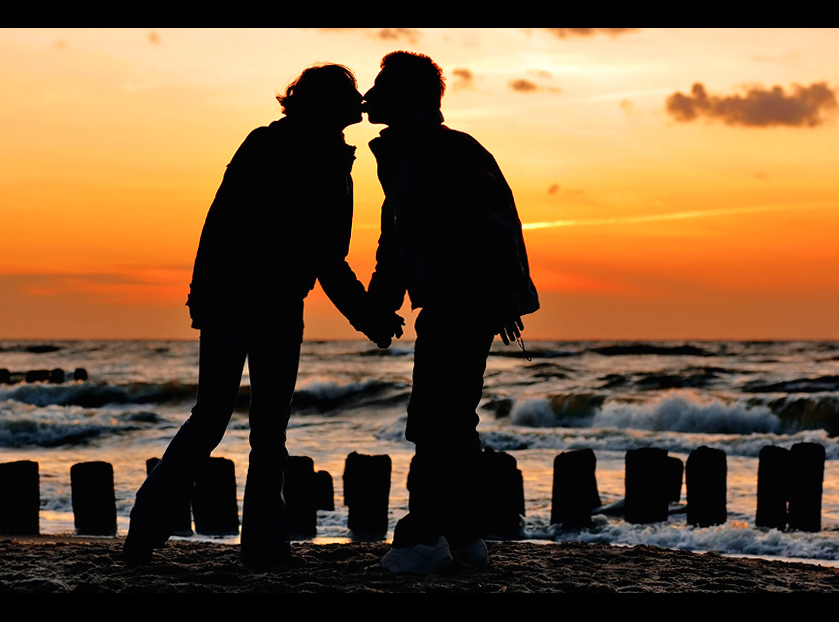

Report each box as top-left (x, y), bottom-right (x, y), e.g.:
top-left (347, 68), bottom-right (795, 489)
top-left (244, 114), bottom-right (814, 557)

top-left (123, 63), bottom-right (402, 569)
top-left (363, 51), bottom-right (539, 572)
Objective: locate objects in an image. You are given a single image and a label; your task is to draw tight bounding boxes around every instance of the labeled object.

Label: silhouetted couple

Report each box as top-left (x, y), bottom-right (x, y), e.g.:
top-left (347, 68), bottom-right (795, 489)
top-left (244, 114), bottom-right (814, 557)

top-left (124, 52), bottom-right (538, 573)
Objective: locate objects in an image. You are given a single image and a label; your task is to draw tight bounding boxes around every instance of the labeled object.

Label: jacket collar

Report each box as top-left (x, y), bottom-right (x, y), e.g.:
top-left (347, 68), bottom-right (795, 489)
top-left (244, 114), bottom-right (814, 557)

top-left (369, 109), bottom-right (444, 158)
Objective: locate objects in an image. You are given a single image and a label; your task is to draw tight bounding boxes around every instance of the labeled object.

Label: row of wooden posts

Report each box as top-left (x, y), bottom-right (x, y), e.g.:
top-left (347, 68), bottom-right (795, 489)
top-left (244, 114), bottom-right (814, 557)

top-left (0, 367), bottom-right (88, 384)
top-left (0, 442), bottom-right (827, 539)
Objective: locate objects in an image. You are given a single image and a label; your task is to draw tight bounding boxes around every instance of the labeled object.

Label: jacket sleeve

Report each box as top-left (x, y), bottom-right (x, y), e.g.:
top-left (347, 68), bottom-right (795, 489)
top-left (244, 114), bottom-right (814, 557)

top-left (314, 174), bottom-right (384, 337)
top-left (477, 162), bottom-right (540, 318)
top-left (317, 257), bottom-right (373, 332)
top-left (367, 198), bottom-right (407, 313)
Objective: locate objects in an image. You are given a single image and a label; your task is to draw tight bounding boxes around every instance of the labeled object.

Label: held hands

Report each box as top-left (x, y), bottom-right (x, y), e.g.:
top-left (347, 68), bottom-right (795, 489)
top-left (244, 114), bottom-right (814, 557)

top-left (364, 310), bottom-right (405, 349)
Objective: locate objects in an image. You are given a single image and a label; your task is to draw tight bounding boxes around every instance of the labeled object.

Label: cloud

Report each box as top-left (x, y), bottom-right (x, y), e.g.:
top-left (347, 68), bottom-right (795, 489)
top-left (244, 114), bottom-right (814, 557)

top-left (315, 27), bottom-right (422, 44)
top-left (666, 81), bottom-right (838, 127)
top-left (1, 268), bottom-right (190, 307)
top-left (510, 79), bottom-right (538, 93)
top-left (521, 202), bottom-right (833, 230)
top-left (451, 68), bottom-right (475, 91)
top-left (543, 28), bottom-right (639, 38)
top-left (375, 28), bottom-right (421, 44)
top-left (509, 71), bottom-right (562, 94)
top-left (529, 69), bottom-right (553, 79)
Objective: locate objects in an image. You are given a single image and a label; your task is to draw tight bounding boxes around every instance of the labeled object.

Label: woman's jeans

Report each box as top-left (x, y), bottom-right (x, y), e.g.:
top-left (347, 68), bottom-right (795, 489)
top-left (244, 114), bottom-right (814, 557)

top-left (127, 313), bottom-right (303, 562)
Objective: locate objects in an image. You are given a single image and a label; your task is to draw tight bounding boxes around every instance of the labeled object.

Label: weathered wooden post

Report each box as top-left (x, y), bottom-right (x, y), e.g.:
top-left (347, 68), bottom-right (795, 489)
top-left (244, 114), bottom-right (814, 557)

top-left (788, 442), bottom-right (825, 532)
top-left (192, 457), bottom-right (239, 536)
top-left (756, 445), bottom-right (790, 530)
top-left (0, 460), bottom-right (40, 535)
top-left (286, 456), bottom-right (318, 538)
top-left (144, 458), bottom-right (193, 537)
top-left (25, 369), bottom-right (50, 383)
top-left (686, 446), bottom-right (727, 527)
top-left (316, 469), bottom-right (334, 512)
top-left (480, 448), bottom-right (526, 539)
top-left (551, 448), bottom-right (600, 528)
top-left (343, 452), bottom-right (391, 538)
top-left (625, 447), bottom-right (670, 524)
top-left (71, 461), bottom-right (117, 536)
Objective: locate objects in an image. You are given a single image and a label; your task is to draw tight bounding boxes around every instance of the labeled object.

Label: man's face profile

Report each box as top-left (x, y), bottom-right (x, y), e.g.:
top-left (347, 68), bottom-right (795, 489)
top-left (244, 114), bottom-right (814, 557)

top-left (363, 68), bottom-right (400, 126)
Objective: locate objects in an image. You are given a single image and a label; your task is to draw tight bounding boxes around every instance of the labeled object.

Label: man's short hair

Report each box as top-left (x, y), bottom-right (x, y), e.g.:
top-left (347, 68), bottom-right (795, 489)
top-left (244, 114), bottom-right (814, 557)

top-left (380, 51), bottom-right (446, 110)
top-left (277, 63), bottom-right (357, 116)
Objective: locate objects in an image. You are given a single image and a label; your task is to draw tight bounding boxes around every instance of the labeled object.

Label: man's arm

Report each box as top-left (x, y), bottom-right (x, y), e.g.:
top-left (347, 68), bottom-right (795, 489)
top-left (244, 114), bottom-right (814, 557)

top-left (318, 258), bottom-right (404, 348)
top-left (367, 199), bottom-right (407, 314)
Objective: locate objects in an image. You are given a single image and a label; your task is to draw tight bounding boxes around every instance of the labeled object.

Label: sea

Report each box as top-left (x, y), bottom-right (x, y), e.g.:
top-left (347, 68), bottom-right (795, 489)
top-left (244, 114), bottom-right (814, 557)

top-left (3, 338), bottom-right (839, 568)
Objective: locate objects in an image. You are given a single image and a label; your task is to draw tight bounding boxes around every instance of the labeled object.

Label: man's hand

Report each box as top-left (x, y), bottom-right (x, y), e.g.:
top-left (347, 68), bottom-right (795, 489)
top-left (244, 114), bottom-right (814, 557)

top-left (497, 316), bottom-right (524, 346)
top-left (366, 312), bottom-right (405, 349)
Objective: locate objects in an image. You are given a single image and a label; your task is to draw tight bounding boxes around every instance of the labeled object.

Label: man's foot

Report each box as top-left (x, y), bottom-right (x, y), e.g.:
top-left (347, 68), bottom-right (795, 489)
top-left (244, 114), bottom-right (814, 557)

top-left (451, 537), bottom-right (489, 567)
top-left (380, 536), bottom-right (453, 574)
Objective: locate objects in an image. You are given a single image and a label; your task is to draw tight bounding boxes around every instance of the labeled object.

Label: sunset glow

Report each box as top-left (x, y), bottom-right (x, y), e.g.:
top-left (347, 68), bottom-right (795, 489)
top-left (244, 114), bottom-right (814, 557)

top-left (2, 28), bottom-right (838, 340)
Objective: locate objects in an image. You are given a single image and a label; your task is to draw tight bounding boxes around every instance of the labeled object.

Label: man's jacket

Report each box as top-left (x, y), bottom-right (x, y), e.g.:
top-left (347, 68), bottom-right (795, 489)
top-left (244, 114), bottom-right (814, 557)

top-left (368, 111), bottom-right (539, 326)
top-left (187, 116), bottom-right (370, 331)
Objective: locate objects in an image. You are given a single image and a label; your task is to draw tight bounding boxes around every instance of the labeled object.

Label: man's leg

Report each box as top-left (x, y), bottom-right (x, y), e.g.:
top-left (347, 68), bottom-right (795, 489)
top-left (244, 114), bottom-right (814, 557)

top-left (383, 308), bottom-right (494, 571)
top-left (124, 327), bottom-right (247, 563)
top-left (405, 308), bottom-right (494, 545)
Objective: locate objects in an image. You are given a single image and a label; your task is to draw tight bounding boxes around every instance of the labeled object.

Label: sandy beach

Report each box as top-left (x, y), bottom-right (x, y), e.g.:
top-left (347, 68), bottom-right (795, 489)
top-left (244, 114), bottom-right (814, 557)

top-left (2, 536), bottom-right (839, 594)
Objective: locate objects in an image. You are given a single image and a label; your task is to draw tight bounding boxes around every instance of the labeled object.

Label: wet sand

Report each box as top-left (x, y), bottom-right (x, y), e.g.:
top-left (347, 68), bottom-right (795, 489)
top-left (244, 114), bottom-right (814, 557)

top-left (2, 536), bottom-right (839, 593)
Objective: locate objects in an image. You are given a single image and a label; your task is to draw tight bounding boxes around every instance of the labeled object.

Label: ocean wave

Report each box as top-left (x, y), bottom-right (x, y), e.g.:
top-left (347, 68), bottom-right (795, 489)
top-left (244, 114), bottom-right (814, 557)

top-left (549, 519), bottom-right (839, 563)
top-left (0, 344), bottom-right (63, 354)
top-left (0, 403), bottom-right (166, 448)
top-left (742, 375), bottom-right (839, 394)
top-left (291, 379), bottom-right (409, 412)
top-left (0, 381), bottom-right (198, 408)
top-left (588, 343), bottom-right (716, 357)
top-left (0, 376), bottom-right (414, 413)
top-left (509, 391), bottom-right (787, 435)
top-left (479, 423), bottom-right (839, 459)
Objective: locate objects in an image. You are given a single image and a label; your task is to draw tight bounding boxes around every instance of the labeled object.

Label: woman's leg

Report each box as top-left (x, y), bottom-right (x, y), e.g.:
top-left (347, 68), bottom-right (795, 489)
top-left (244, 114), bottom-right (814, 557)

top-left (124, 327), bottom-right (248, 561)
top-left (239, 319), bottom-right (303, 568)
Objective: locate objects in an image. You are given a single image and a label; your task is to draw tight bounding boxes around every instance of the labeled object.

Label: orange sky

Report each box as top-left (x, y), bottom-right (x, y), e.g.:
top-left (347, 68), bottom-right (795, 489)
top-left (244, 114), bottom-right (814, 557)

top-left (2, 28), bottom-right (838, 341)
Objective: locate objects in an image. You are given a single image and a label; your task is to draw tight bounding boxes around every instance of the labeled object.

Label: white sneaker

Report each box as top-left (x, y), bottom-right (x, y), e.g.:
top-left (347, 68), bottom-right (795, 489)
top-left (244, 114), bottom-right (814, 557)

top-left (451, 538), bottom-right (489, 567)
top-left (380, 536), bottom-right (453, 574)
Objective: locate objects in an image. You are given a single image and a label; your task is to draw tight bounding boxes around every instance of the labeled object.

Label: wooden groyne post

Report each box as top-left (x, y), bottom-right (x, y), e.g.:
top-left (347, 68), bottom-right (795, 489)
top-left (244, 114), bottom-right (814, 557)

top-left (481, 448), bottom-right (526, 539)
top-left (145, 458), bottom-right (193, 537)
top-left (0, 460), bottom-right (40, 535)
top-left (70, 461), bottom-right (117, 536)
top-left (343, 452), bottom-right (391, 538)
top-left (551, 448), bottom-right (601, 528)
top-left (286, 456), bottom-right (333, 539)
top-left (192, 457), bottom-right (239, 536)
top-left (686, 446), bottom-right (727, 527)
top-left (625, 448), bottom-right (674, 524)
top-left (789, 442), bottom-right (825, 532)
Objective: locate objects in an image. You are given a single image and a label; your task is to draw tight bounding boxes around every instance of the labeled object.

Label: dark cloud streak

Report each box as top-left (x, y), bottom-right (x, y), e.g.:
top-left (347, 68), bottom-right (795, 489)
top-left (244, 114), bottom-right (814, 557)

top-left (666, 81), bottom-right (838, 127)
top-left (451, 68), bottom-right (475, 91)
top-left (317, 27), bottom-right (421, 45)
top-left (510, 79), bottom-right (538, 93)
top-left (544, 28), bottom-right (639, 38)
